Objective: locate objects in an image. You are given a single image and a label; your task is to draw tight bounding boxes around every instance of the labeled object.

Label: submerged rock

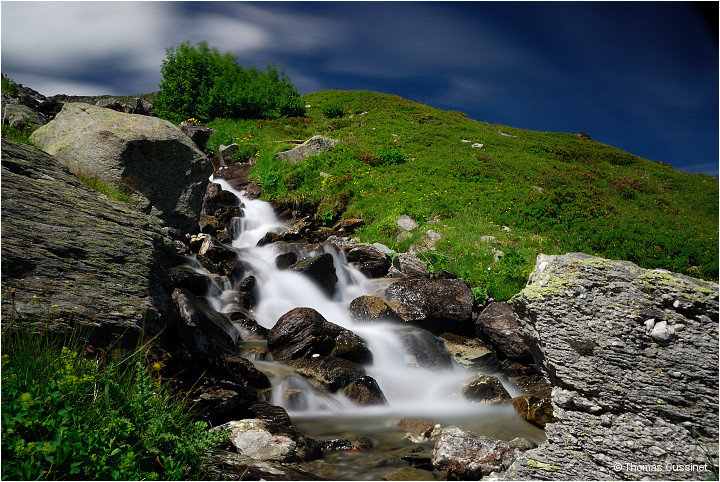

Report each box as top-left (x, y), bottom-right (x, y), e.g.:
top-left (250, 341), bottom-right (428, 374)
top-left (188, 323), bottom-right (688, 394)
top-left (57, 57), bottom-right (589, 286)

top-left (461, 374), bottom-right (512, 404)
top-left (505, 253), bottom-right (719, 480)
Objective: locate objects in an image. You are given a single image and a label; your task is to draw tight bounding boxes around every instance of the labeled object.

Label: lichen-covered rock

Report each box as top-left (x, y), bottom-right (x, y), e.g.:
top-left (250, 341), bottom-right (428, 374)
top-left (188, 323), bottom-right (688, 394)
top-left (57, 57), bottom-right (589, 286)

top-left (349, 295), bottom-right (400, 323)
top-left (29, 103), bottom-right (213, 232)
top-left (504, 253), bottom-right (719, 480)
top-left (1, 139), bottom-right (173, 347)
top-left (287, 356), bottom-right (366, 392)
top-left (343, 376), bottom-right (387, 406)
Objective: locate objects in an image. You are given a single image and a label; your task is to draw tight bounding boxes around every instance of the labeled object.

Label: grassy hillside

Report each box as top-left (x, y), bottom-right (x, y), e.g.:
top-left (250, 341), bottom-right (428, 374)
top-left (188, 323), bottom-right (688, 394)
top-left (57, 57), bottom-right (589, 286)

top-left (206, 90), bottom-right (717, 301)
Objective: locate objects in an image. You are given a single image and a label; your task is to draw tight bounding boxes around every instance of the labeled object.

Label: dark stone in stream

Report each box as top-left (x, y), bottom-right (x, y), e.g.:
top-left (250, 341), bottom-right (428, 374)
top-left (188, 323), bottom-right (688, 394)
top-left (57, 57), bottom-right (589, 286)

top-left (475, 302), bottom-right (533, 364)
top-left (395, 326), bottom-right (454, 370)
top-left (171, 288), bottom-right (240, 364)
top-left (167, 265), bottom-right (211, 296)
top-left (287, 356), bottom-right (366, 392)
top-left (343, 375), bottom-right (387, 406)
top-left (349, 295), bottom-right (401, 323)
top-left (218, 355), bottom-right (271, 389)
top-left (1, 139), bottom-right (174, 347)
top-left (209, 450), bottom-right (326, 480)
top-left (275, 251), bottom-right (298, 269)
top-left (344, 245), bottom-right (390, 278)
top-left (461, 374), bottom-right (512, 404)
top-left (198, 234), bottom-right (238, 263)
top-left (290, 253), bottom-right (338, 297)
top-left (267, 307), bottom-right (372, 364)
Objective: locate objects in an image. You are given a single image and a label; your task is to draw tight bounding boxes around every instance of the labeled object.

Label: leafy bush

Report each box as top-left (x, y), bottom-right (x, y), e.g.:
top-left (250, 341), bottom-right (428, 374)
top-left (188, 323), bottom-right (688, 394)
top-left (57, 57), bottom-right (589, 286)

top-left (155, 41), bottom-right (305, 123)
top-left (1, 327), bottom-right (226, 480)
top-left (2, 76), bottom-right (19, 96)
top-left (322, 101), bottom-right (345, 119)
top-left (361, 149), bottom-right (408, 167)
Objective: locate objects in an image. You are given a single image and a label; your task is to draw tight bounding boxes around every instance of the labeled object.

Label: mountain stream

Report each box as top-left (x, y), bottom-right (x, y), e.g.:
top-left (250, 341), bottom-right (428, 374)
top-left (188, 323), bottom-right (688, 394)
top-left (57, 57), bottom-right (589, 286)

top-left (205, 177), bottom-right (544, 479)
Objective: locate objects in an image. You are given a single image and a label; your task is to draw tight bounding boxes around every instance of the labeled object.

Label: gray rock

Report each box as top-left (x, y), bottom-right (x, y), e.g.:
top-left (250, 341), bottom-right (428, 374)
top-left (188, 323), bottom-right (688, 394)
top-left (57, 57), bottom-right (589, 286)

top-left (290, 253), bottom-right (338, 297)
top-left (432, 426), bottom-right (529, 479)
top-left (179, 123), bottom-right (215, 151)
top-left (349, 295), bottom-right (400, 323)
top-left (276, 135), bottom-right (340, 162)
top-left (387, 252), bottom-right (430, 278)
top-left (345, 246), bottom-right (390, 278)
top-left (219, 143), bottom-right (239, 165)
top-left (29, 103), bottom-right (213, 232)
top-left (396, 214), bottom-right (418, 232)
top-left (3, 103), bottom-right (47, 128)
top-left (1, 139), bottom-right (173, 347)
top-left (288, 356), bottom-right (366, 392)
top-left (218, 419), bottom-right (298, 462)
top-left (395, 326), bottom-right (454, 370)
top-left (504, 253), bottom-right (719, 480)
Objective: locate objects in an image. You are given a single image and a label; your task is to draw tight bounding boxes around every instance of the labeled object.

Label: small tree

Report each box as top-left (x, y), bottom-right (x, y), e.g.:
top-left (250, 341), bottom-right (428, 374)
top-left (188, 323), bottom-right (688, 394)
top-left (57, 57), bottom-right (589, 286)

top-left (155, 41), bottom-right (304, 122)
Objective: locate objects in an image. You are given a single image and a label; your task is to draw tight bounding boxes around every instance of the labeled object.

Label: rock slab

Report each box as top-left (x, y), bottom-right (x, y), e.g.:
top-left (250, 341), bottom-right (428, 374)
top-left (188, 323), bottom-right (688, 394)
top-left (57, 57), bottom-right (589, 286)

top-left (0, 139), bottom-right (173, 346)
top-left (505, 253), bottom-right (719, 480)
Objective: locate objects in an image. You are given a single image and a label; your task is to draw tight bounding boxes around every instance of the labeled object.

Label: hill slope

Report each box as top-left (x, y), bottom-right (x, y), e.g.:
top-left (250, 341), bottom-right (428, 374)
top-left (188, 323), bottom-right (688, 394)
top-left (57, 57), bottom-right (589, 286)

top-left (205, 90), bottom-right (717, 300)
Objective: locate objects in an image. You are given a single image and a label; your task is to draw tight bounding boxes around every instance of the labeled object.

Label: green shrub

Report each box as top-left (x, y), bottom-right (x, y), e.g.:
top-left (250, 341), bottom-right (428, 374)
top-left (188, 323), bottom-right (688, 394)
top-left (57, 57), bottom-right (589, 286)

top-left (155, 41), bottom-right (305, 123)
top-left (1, 123), bottom-right (36, 146)
top-left (2, 77), bottom-right (19, 96)
top-left (322, 101), bottom-right (344, 119)
top-left (1, 327), bottom-right (226, 480)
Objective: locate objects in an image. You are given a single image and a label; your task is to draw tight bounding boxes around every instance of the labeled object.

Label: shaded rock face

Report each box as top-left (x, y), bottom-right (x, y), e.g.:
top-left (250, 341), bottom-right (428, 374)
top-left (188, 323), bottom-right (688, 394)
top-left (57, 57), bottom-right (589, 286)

top-left (29, 103), bottom-right (213, 232)
top-left (276, 135), bottom-right (340, 163)
top-left (476, 302), bottom-right (533, 363)
top-left (345, 246), bottom-right (390, 278)
top-left (267, 307), bottom-right (372, 364)
top-left (375, 278), bottom-right (475, 336)
top-left (432, 426), bottom-right (530, 479)
top-left (505, 253), bottom-right (719, 480)
top-left (289, 252), bottom-right (338, 297)
top-left (0, 139), bottom-right (173, 346)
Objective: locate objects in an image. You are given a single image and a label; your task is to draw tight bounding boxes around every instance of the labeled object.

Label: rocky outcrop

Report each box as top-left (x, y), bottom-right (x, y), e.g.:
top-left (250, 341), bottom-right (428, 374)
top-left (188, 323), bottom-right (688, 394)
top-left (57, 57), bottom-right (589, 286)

top-left (1, 139), bottom-right (174, 346)
top-left (29, 103), bottom-right (213, 232)
top-left (276, 135), bottom-right (340, 163)
top-left (374, 278), bottom-right (475, 336)
top-left (505, 253), bottom-right (719, 480)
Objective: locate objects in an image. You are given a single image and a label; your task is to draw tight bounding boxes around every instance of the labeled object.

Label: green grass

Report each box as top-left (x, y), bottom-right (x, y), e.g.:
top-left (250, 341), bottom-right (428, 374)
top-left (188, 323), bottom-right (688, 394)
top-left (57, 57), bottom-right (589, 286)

top-left (1, 326), bottom-right (227, 480)
top-left (77, 174), bottom-right (135, 204)
top-left (1, 123), bottom-right (38, 146)
top-left (100, 90), bottom-right (720, 299)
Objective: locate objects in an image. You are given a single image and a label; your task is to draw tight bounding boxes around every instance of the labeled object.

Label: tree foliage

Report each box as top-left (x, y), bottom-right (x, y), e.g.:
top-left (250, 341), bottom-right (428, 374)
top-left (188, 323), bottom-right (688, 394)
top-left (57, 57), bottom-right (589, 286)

top-left (155, 41), bottom-right (305, 122)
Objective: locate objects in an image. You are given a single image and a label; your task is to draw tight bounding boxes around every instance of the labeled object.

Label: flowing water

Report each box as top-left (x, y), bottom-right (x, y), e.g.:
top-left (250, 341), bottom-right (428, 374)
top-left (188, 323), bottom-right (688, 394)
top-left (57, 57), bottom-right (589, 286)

top-left (206, 177), bottom-right (544, 479)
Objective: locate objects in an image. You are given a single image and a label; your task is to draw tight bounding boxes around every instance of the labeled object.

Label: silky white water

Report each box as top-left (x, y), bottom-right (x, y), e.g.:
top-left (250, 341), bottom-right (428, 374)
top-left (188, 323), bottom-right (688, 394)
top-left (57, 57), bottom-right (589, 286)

top-left (207, 177), bottom-right (542, 448)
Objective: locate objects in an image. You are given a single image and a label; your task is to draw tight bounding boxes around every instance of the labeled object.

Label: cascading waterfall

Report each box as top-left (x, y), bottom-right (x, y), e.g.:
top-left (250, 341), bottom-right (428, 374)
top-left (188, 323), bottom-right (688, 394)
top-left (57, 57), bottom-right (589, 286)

top-left (206, 176), bottom-right (543, 451)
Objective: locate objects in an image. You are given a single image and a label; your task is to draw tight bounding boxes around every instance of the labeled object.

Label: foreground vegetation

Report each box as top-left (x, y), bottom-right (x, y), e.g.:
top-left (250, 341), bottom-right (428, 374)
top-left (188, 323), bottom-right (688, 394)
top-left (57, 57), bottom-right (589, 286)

top-left (200, 90), bottom-right (717, 300)
top-left (1, 327), bottom-right (226, 480)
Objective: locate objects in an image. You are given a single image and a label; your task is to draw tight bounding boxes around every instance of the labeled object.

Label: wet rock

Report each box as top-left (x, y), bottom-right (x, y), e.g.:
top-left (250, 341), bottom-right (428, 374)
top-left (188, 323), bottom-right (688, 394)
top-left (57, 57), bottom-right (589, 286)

top-left (476, 302), bottom-right (533, 363)
top-left (395, 326), bottom-right (454, 370)
top-left (276, 135), bottom-right (341, 163)
top-left (208, 450), bottom-right (322, 480)
top-left (290, 252), bottom-right (338, 297)
top-left (288, 356), bottom-right (366, 392)
top-left (349, 295), bottom-right (401, 323)
top-left (321, 437), bottom-right (374, 452)
top-left (512, 394), bottom-right (556, 429)
top-left (167, 265), bottom-right (211, 296)
top-left (172, 288), bottom-right (240, 363)
top-left (432, 426), bottom-right (529, 479)
top-left (213, 162), bottom-right (253, 191)
top-left (218, 354), bottom-right (272, 389)
top-left (275, 251), bottom-right (298, 269)
top-left (387, 253), bottom-right (430, 278)
top-left (1, 139), bottom-right (173, 347)
top-left (395, 418), bottom-right (442, 443)
top-left (505, 253), bottom-right (719, 480)
top-left (343, 376), bottom-right (387, 405)
top-left (440, 335), bottom-right (495, 371)
top-left (193, 387), bottom-right (257, 427)
top-left (345, 246), bottom-right (391, 278)
top-left (217, 419), bottom-right (298, 462)
top-left (267, 307), bottom-right (372, 364)
top-left (461, 374), bottom-right (512, 404)
top-left (376, 278), bottom-right (475, 336)
top-left (29, 103), bottom-right (212, 232)
top-left (383, 467), bottom-right (436, 481)
top-left (198, 235), bottom-right (238, 264)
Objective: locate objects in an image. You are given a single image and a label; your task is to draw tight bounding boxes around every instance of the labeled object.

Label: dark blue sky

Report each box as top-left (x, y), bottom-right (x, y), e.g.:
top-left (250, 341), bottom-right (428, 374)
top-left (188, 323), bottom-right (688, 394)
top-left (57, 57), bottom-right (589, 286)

top-left (2, 2), bottom-right (717, 175)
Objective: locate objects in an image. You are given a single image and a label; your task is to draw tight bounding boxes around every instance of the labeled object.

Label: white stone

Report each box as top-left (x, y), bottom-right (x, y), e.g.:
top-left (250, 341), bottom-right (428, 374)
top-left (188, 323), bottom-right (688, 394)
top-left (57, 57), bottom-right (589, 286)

top-left (396, 214), bottom-right (418, 232)
top-left (471, 143), bottom-right (484, 148)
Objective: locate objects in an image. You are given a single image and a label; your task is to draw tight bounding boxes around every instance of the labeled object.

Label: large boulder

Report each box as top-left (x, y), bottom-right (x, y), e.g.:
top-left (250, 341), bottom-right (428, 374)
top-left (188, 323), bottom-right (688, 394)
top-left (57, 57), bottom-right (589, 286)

top-left (29, 103), bottom-right (213, 232)
top-left (374, 278), bottom-right (475, 336)
top-left (276, 135), bottom-right (340, 163)
top-left (267, 307), bottom-right (372, 364)
top-left (0, 139), bottom-right (174, 346)
top-left (290, 253), bottom-right (338, 298)
top-left (505, 253), bottom-right (719, 480)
